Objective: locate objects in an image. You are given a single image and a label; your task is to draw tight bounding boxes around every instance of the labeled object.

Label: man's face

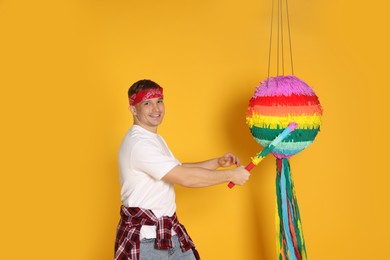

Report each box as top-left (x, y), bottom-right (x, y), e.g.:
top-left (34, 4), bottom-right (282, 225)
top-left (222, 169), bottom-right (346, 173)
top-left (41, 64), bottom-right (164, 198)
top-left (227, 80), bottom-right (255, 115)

top-left (131, 97), bottom-right (165, 132)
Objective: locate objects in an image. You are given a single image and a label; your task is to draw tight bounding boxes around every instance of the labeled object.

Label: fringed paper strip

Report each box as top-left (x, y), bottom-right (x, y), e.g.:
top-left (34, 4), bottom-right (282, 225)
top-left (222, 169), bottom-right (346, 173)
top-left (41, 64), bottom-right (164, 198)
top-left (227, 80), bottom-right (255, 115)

top-left (276, 159), bottom-right (307, 260)
top-left (246, 114), bottom-right (322, 130)
top-left (254, 75), bottom-right (317, 97)
top-left (248, 104), bottom-right (323, 117)
top-left (249, 94), bottom-right (320, 107)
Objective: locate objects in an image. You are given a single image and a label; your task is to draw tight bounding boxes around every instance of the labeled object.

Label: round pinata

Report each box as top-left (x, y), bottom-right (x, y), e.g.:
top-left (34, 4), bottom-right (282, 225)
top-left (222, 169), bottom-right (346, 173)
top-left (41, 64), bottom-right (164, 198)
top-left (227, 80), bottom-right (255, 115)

top-left (246, 75), bottom-right (323, 159)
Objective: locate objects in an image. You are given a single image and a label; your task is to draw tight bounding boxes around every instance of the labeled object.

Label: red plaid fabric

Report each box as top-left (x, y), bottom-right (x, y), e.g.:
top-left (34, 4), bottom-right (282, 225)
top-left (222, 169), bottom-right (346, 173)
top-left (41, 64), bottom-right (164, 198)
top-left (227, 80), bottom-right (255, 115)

top-left (114, 206), bottom-right (200, 260)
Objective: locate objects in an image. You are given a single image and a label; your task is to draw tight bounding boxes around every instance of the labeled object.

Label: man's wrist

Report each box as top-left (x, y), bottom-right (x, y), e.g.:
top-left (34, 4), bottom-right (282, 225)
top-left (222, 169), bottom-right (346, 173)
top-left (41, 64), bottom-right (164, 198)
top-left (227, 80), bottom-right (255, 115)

top-left (223, 170), bottom-right (233, 183)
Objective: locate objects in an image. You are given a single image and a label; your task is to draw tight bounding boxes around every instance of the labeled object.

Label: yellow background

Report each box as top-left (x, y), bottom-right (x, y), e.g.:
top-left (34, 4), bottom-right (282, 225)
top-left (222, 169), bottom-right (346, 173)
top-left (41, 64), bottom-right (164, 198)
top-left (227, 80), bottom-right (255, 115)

top-left (0, 0), bottom-right (388, 259)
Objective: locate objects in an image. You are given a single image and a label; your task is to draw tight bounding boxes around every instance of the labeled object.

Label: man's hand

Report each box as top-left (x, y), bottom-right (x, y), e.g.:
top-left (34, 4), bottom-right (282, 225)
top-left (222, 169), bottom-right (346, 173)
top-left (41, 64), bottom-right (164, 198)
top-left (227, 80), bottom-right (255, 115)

top-left (229, 166), bottom-right (250, 186)
top-left (217, 152), bottom-right (241, 168)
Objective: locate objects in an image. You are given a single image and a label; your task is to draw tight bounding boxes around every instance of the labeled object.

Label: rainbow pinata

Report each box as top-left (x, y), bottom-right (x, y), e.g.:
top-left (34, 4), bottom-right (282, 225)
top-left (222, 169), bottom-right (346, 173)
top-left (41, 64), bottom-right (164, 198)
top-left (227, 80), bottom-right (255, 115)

top-left (247, 75), bottom-right (323, 158)
top-left (246, 75), bottom-right (323, 260)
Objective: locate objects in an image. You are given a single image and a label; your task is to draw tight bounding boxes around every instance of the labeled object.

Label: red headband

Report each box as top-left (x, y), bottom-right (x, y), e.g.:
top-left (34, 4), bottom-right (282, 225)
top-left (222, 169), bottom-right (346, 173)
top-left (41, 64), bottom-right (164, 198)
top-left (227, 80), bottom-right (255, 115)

top-left (129, 87), bottom-right (164, 106)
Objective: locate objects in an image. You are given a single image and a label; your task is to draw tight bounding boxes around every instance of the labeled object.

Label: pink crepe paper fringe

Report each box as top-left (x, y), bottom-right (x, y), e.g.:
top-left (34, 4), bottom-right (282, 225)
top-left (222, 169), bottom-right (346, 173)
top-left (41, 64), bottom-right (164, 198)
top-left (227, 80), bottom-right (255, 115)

top-left (254, 75), bottom-right (316, 97)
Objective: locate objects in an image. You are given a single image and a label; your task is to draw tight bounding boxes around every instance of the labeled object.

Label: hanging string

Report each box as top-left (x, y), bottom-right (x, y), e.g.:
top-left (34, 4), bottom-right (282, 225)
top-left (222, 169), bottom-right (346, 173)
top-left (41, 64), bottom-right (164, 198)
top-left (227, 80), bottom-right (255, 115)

top-left (285, 0), bottom-right (294, 75)
top-left (279, 0), bottom-right (285, 75)
top-left (276, 0), bottom-right (280, 76)
top-left (266, 0), bottom-right (295, 80)
top-left (266, 0), bottom-right (275, 82)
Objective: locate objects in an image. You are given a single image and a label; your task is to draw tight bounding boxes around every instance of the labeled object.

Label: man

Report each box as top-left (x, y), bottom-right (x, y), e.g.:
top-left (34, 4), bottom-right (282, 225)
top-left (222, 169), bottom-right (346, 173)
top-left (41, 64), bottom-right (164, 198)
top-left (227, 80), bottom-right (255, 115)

top-left (115, 79), bottom-right (250, 260)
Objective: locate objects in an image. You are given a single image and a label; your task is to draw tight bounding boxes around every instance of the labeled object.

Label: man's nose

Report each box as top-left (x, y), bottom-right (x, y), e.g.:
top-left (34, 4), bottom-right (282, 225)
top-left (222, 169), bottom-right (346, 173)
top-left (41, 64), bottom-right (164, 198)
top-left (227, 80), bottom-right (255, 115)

top-left (151, 102), bottom-right (160, 111)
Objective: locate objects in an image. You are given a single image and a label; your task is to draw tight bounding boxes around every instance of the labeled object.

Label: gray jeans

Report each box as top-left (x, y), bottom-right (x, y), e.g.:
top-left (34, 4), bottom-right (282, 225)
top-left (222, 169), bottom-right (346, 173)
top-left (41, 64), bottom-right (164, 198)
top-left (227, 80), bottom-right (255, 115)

top-left (139, 235), bottom-right (197, 260)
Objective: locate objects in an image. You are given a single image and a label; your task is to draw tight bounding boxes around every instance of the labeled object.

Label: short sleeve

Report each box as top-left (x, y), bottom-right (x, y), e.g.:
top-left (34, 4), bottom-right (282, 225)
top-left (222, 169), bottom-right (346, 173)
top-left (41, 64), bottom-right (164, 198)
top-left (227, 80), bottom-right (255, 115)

top-left (131, 139), bottom-right (180, 180)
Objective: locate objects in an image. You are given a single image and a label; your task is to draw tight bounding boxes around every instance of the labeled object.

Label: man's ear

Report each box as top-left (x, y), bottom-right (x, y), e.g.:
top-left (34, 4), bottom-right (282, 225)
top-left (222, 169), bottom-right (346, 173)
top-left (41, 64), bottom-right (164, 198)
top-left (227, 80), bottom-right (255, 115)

top-left (129, 106), bottom-right (137, 116)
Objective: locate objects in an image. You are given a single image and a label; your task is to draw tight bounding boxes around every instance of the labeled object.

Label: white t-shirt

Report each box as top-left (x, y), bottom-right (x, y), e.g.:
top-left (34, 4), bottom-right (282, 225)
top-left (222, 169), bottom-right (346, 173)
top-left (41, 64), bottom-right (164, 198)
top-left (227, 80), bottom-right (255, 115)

top-left (118, 125), bottom-right (180, 238)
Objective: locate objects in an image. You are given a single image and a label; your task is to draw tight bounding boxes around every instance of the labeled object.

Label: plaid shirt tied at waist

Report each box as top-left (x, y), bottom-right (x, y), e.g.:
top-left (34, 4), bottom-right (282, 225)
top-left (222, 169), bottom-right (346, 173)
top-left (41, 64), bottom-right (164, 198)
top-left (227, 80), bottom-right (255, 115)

top-left (114, 206), bottom-right (200, 260)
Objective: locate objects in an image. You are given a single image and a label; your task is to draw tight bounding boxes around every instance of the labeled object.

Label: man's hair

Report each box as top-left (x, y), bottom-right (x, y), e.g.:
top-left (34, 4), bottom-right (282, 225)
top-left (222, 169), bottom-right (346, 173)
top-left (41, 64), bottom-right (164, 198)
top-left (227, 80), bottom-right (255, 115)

top-left (128, 79), bottom-right (161, 98)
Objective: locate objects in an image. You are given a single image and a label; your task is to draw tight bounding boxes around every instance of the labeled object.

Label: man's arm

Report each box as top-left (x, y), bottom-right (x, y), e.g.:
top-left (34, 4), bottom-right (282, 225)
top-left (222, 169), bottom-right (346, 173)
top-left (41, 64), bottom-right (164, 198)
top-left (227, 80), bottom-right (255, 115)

top-left (181, 153), bottom-right (241, 170)
top-left (162, 165), bottom-right (250, 188)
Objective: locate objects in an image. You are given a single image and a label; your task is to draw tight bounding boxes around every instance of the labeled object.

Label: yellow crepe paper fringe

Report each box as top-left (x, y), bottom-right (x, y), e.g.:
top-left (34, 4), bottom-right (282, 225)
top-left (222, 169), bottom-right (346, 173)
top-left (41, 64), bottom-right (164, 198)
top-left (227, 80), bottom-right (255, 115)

top-left (246, 114), bottom-right (322, 129)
